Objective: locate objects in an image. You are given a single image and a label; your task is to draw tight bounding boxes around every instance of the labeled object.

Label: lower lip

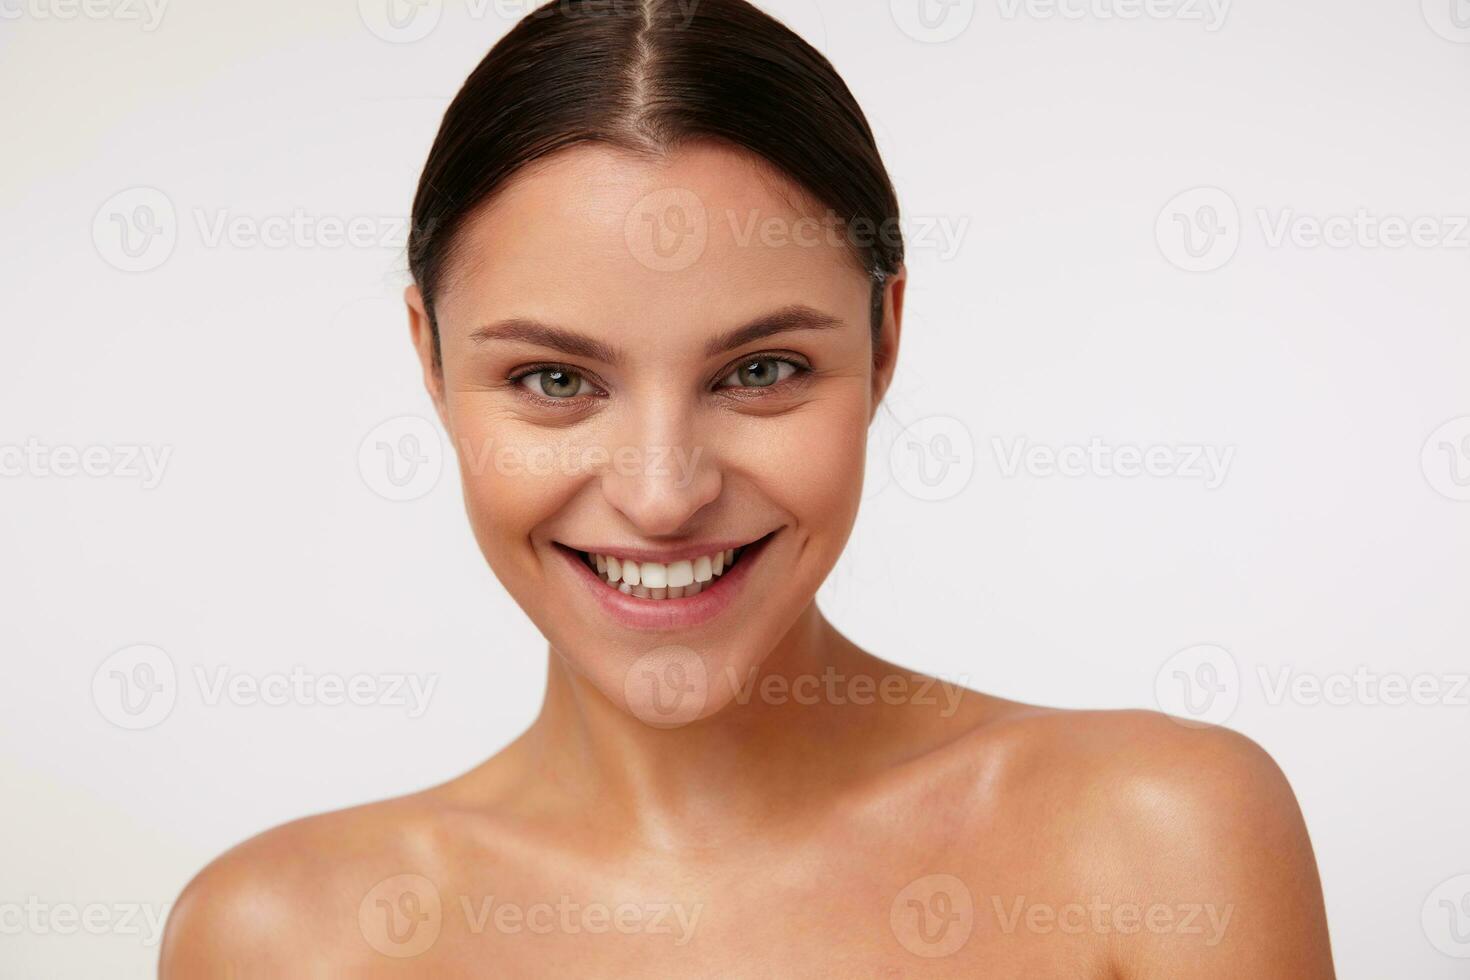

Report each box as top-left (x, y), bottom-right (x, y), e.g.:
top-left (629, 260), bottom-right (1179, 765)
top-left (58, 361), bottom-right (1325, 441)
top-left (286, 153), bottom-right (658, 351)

top-left (555, 534), bottom-right (773, 632)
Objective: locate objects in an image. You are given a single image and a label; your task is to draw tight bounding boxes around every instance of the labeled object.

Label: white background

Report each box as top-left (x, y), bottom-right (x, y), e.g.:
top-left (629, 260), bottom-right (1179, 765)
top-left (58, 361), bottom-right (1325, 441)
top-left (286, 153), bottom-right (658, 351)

top-left (2, 0), bottom-right (1467, 975)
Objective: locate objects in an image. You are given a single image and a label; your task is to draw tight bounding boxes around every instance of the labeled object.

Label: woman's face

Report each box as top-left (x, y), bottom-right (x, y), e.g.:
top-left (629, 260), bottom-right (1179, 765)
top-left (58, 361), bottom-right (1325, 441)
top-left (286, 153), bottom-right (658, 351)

top-left (408, 141), bottom-right (902, 724)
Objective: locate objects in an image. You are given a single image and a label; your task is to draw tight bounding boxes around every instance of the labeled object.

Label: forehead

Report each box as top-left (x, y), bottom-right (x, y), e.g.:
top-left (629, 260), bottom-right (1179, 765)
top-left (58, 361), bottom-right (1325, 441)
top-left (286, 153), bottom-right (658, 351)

top-left (433, 141), bottom-right (870, 344)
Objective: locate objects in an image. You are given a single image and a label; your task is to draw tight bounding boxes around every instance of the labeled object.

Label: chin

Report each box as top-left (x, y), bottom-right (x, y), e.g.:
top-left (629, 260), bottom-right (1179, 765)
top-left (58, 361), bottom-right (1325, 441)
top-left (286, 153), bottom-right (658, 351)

top-left (509, 527), bottom-right (840, 728)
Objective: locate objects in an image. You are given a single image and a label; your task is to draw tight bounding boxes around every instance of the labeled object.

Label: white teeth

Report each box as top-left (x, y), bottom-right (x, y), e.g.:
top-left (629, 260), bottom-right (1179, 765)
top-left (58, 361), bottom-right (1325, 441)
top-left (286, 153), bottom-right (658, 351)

top-left (584, 542), bottom-right (753, 601)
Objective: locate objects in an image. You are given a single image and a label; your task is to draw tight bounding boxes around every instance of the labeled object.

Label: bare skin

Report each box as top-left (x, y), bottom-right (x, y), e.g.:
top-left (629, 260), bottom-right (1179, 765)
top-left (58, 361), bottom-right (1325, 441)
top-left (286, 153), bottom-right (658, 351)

top-left (161, 142), bottom-right (1335, 978)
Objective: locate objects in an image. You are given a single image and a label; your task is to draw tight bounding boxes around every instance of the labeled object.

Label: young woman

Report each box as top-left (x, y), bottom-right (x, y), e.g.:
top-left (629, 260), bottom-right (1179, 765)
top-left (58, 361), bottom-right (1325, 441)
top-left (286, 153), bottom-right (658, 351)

top-left (162, 1), bottom-right (1336, 974)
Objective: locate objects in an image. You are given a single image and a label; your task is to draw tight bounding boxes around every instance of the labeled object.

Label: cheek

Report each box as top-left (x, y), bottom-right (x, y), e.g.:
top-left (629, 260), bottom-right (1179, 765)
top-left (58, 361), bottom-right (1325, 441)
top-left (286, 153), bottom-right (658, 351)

top-left (741, 389), bottom-right (870, 549)
top-left (445, 402), bottom-right (584, 571)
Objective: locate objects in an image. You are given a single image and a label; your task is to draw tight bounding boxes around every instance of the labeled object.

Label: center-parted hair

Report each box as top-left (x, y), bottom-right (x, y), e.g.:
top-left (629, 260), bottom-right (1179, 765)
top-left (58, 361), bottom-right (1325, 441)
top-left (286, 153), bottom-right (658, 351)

top-left (408, 0), bottom-right (904, 361)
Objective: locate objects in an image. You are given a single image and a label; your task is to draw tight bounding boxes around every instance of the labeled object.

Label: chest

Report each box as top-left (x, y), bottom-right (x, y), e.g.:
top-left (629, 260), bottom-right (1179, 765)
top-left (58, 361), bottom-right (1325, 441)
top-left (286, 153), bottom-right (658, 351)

top-left (370, 862), bottom-right (1113, 978)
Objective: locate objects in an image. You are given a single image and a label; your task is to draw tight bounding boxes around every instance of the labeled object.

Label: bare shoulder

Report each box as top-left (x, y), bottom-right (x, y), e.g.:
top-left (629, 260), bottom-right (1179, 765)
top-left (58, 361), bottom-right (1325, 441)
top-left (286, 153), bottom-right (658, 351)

top-left (882, 691), bottom-right (1319, 854)
top-left (939, 704), bottom-right (1336, 977)
top-left (160, 792), bottom-right (467, 976)
top-left (983, 707), bottom-right (1318, 867)
top-left (972, 703), bottom-right (1298, 800)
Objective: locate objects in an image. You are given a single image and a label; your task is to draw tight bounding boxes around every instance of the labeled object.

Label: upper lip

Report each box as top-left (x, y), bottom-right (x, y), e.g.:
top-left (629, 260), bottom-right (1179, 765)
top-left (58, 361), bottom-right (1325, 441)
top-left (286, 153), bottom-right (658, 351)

top-left (555, 533), bottom-right (772, 564)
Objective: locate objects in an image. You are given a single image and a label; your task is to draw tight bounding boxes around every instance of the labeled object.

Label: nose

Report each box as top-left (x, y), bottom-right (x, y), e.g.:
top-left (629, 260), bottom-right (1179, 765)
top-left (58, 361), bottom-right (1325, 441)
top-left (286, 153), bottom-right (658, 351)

top-left (599, 406), bottom-right (722, 537)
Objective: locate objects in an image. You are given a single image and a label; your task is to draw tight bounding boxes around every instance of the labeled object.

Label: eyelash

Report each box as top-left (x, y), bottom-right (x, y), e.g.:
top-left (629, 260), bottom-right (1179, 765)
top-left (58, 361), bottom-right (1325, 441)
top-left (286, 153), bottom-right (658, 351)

top-left (506, 354), bottom-right (811, 407)
top-left (507, 363), bottom-right (608, 404)
top-left (713, 353), bottom-right (809, 393)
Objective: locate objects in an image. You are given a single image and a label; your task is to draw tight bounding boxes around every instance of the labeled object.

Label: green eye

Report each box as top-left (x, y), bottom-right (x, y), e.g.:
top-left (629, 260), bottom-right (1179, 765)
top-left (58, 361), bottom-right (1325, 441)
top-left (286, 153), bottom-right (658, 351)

top-left (719, 357), bottom-right (798, 389)
top-left (518, 369), bottom-right (586, 398)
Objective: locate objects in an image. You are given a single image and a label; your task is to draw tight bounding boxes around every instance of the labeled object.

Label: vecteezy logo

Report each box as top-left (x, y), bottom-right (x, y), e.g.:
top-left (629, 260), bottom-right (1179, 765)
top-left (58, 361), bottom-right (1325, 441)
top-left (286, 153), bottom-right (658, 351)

top-left (358, 415), bottom-right (444, 502)
top-left (1423, 874), bottom-right (1470, 957)
top-left (1421, 416), bottom-right (1470, 502)
top-left (92, 187), bottom-right (177, 273)
top-left (889, 0), bottom-right (976, 43)
top-left (1154, 643), bottom-right (1240, 726)
top-left (358, 0), bottom-right (442, 43)
top-left (624, 188), bottom-right (709, 273)
top-left (92, 644), bottom-right (178, 730)
top-left (1423, 0), bottom-right (1470, 42)
top-left (622, 645), bottom-right (708, 728)
top-left (1156, 187), bottom-right (1241, 272)
top-left (889, 416), bottom-right (976, 502)
top-left (890, 874), bottom-right (974, 958)
top-left (359, 874), bottom-right (442, 958)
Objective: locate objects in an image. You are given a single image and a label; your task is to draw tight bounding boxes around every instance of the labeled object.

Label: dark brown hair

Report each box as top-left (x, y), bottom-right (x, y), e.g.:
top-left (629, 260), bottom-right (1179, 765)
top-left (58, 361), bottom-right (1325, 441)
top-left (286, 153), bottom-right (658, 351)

top-left (408, 0), bottom-right (903, 362)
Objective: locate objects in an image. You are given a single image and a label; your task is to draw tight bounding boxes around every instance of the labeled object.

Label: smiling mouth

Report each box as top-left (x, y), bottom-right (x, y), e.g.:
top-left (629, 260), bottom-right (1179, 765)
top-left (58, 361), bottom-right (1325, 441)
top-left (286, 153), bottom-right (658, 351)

top-left (565, 535), bottom-right (769, 601)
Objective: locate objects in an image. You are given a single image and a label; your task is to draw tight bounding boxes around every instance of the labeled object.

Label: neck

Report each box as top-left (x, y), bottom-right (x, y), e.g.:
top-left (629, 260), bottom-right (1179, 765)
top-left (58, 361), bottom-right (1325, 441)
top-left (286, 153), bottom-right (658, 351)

top-left (514, 603), bottom-right (900, 849)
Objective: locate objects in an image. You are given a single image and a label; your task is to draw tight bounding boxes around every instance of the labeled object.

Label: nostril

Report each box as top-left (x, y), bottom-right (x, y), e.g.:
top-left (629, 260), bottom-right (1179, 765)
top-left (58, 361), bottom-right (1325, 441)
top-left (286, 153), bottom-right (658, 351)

top-left (597, 453), bottom-right (724, 539)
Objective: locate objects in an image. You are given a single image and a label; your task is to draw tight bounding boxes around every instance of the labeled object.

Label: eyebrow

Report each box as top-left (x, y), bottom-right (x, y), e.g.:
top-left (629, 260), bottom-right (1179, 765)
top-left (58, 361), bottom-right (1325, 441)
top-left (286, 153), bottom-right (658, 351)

top-left (703, 305), bottom-right (844, 358)
top-left (467, 304), bottom-right (845, 364)
top-left (468, 318), bottom-right (621, 364)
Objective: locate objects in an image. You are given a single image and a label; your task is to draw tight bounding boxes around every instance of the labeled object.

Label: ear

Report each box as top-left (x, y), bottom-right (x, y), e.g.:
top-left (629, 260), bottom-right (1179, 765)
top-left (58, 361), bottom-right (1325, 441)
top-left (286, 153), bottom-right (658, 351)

top-left (405, 284), bottom-right (450, 431)
top-left (870, 264), bottom-right (906, 422)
